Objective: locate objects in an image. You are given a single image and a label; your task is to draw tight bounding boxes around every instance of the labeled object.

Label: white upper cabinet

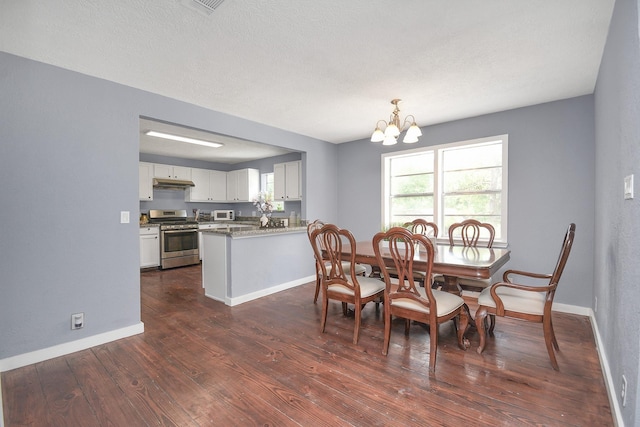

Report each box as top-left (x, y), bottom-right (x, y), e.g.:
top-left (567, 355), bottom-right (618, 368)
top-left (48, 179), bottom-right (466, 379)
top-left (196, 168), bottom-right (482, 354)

top-left (139, 162), bottom-right (154, 201)
top-left (274, 161), bottom-right (302, 201)
top-left (188, 168), bottom-right (227, 202)
top-left (153, 164), bottom-right (192, 180)
top-left (227, 168), bottom-right (260, 202)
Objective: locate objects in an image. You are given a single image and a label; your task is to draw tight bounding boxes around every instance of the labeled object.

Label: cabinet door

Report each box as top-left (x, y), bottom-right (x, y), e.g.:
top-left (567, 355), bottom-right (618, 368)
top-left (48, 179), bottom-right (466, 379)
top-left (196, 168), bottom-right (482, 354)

top-left (273, 163), bottom-right (286, 200)
top-left (226, 170), bottom-right (238, 201)
top-left (285, 161), bottom-right (302, 200)
top-left (173, 166), bottom-right (191, 180)
top-left (139, 162), bottom-right (154, 201)
top-left (153, 164), bottom-right (172, 178)
top-left (188, 168), bottom-right (212, 202)
top-left (209, 170), bottom-right (227, 201)
top-left (140, 230), bottom-right (159, 268)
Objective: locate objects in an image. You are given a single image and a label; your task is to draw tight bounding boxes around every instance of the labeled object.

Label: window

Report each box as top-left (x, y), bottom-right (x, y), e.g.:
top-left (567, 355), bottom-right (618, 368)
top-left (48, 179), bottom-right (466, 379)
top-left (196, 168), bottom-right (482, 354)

top-left (382, 135), bottom-right (508, 244)
top-left (261, 172), bottom-right (284, 211)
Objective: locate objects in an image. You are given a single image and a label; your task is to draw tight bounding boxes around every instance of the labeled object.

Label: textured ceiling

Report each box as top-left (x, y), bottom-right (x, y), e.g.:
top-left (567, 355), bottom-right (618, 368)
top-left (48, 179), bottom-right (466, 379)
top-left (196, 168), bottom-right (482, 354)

top-left (1, 0), bottom-right (614, 147)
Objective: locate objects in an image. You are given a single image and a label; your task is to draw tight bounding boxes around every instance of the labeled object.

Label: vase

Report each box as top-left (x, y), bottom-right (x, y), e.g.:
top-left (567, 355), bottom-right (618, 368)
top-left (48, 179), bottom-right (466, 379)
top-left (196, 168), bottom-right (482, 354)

top-left (260, 213), bottom-right (269, 227)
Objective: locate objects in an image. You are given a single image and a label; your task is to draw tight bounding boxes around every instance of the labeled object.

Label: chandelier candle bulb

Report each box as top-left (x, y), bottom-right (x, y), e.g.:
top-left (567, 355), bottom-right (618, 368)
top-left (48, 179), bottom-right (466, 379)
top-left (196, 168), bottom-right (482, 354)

top-left (371, 99), bottom-right (421, 145)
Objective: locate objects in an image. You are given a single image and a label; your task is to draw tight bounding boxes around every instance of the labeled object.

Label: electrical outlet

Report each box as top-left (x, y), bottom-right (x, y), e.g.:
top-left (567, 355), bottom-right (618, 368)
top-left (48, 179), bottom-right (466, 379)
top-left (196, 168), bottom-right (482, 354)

top-left (624, 174), bottom-right (634, 199)
top-left (120, 211), bottom-right (130, 223)
top-left (71, 312), bottom-right (84, 330)
top-left (621, 375), bottom-right (628, 407)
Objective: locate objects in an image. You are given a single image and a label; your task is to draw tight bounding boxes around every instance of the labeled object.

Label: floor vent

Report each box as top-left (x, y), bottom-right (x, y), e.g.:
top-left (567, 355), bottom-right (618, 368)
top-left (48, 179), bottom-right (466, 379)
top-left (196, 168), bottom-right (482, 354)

top-left (180, 0), bottom-right (225, 16)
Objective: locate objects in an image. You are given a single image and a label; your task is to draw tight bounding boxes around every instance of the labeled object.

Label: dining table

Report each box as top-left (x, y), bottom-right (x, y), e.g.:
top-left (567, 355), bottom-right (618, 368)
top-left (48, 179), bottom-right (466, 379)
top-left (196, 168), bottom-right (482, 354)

top-left (346, 241), bottom-right (511, 297)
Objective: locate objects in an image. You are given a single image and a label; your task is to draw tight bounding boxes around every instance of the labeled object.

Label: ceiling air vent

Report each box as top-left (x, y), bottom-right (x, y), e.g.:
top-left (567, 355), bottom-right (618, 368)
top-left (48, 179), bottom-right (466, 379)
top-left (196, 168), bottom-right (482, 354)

top-left (180, 0), bottom-right (225, 16)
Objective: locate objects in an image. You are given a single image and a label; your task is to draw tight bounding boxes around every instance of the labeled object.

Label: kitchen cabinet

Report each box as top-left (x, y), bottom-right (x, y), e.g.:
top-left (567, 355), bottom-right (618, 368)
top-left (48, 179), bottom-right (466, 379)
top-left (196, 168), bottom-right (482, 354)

top-left (274, 160), bottom-right (302, 201)
top-left (140, 226), bottom-right (160, 268)
top-left (153, 163), bottom-right (192, 180)
top-left (226, 168), bottom-right (260, 202)
top-left (187, 168), bottom-right (227, 202)
top-left (139, 162), bottom-right (154, 201)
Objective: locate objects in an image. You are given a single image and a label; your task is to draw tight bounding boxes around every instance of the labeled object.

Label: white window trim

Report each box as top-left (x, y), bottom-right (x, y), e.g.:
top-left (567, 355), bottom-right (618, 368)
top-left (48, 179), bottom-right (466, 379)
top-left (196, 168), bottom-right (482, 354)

top-left (381, 134), bottom-right (508, 246)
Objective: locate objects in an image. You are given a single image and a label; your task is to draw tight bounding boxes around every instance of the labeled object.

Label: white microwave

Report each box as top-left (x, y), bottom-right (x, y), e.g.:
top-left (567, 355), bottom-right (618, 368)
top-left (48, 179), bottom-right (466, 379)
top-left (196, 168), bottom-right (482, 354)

top-left (212, 210), bottom-right (235, 221)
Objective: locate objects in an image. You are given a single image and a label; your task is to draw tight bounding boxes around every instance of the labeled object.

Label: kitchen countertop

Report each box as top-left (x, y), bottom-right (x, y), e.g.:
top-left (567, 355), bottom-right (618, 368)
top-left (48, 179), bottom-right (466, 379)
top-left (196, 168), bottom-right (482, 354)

top-left (199, 224), bottom-right (307, 238)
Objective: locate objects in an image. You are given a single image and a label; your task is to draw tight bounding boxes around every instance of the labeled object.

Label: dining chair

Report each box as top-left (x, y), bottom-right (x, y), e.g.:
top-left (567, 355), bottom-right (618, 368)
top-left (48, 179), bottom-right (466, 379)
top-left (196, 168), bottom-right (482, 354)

top-left (474, 223), bottom-right (576, 370)
top-left (307, 220), bottom-right (367, 303)
top-left (373, 227), bottom-right (469, 372)
top-left (433, 219), bottom-right (496, 291)
top-left (309, 223), bottom-right (385, 344)
top-left (387, 219), bottom-right (438, 287)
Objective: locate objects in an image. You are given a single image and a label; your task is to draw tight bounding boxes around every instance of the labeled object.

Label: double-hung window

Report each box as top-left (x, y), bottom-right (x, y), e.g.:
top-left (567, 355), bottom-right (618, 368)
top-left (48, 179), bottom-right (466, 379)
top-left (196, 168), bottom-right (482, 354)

top-left (382, 134), bottom-right (508, 245)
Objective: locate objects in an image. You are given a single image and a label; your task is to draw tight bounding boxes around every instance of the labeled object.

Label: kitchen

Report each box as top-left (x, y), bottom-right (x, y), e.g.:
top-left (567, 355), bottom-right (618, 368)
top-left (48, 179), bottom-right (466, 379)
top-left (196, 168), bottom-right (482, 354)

top-left (139, 117), bottom-right (313, 305)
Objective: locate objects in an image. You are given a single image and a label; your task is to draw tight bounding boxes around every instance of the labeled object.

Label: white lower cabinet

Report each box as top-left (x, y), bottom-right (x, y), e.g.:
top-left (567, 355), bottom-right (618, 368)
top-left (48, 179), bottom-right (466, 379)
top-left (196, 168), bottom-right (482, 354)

top-left (140, 226), bottom-right (160, 268)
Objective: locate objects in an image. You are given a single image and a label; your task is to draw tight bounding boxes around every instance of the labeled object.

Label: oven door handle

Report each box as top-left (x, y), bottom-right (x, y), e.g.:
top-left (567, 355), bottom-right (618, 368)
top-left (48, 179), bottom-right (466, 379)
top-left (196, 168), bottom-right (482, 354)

top-left (162, 229), bottom-right (198, 234)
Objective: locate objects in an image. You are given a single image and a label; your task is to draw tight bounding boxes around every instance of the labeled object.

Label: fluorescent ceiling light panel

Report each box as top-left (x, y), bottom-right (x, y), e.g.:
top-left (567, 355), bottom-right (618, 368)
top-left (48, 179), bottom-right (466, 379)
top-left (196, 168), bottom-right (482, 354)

top-left (145, 130), bottom-right (223, 148)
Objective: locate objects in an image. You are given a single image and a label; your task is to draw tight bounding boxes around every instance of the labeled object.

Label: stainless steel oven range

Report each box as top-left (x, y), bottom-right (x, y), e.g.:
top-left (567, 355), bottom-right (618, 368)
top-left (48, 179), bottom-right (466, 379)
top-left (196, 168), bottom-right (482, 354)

top-left (149, 209), bottom-right (199, 269)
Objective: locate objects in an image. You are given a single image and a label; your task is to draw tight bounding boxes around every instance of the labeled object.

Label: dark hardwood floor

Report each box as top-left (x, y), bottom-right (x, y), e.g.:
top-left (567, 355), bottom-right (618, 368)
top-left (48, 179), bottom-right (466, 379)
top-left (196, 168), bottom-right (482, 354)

top-left (3, 264), bottom-right (613, 426)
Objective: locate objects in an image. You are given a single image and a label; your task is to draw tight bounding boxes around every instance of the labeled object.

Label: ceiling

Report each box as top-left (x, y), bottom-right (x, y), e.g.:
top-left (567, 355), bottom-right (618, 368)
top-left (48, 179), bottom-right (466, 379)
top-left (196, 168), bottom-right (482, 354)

top-left (1, 0), bottom-right (614, 149)
top-left (139, 117), bottom-right (296, 164)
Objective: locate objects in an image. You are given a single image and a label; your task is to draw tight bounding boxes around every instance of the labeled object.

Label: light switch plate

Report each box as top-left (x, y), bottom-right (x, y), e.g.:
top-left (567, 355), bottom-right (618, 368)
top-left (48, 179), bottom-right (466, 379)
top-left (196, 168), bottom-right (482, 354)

top-left (120, 211), bottom-right (130, 223)
top-left (624, 174), bottom-right (634, 200)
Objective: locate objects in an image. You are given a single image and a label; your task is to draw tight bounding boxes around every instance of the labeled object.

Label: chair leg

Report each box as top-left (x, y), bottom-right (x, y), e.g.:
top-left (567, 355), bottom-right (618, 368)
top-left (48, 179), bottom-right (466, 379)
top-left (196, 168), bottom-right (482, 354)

top-left (353, 301), bottom-right (362, 344)
top-left (543, 315), bottom-right (559, 370)
top-left (488, 314), bottom-right (496, 335)
top-left (456, 310), bottom-right (470, 350)
top-left (382, 311), bottom-right (392, 355)
top-left (404, 318), bottom-right (411, 334)
top-left (549, 316), bottom-right (559, 351)
top-left (320, 295), bottom-right (329, 334)
top-left (342, 302), bottom-right (348, 316)
top-left (429, 321), bottom-right (438, 372)
top-left (475, 306), bottom-right (488, 354)
top-left (313, 275), bottom-right (321, 304)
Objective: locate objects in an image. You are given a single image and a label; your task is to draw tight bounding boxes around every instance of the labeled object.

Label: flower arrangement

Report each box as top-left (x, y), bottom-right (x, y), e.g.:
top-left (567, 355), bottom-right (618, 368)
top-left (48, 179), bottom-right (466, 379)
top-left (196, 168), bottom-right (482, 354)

top-left (253, 192), bottom-right (273, 217)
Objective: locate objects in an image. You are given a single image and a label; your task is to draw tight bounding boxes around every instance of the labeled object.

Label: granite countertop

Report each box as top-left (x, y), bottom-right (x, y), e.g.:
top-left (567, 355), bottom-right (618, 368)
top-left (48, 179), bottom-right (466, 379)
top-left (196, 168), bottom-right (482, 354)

top-left (199, 224), bottom-right (307, 237)
top-left (139, 223), bottom-right (159, 228)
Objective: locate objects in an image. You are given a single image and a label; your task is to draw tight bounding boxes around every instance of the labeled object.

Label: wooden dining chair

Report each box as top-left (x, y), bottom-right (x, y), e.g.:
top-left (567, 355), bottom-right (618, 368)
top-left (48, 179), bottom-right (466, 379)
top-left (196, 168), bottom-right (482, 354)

top-left (307, 219), bottom-right (366, 303)
top-left (474, 223), bottom-right (576, 370)
top-left (373, 227), bottom-right (469, 372)
top-left (433, 219), bottom-right (496, 291)
top-left (387, 219), bottom-right (438, 288)
top-left (309, 223), bottom-right (385, 344)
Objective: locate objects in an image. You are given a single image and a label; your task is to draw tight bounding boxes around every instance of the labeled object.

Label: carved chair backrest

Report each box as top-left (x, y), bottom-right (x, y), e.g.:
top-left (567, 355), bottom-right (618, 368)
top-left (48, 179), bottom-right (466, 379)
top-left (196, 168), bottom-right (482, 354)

top-left (404, 219), bottom-right (438, 239)
top-left (310, 223), bottom-right (358, 291)
top-left (448, 219), bottom-right (495, 248)
top-left (547, 223), bottom-right (576, 301)
top-left (373, 227), bottom-right (436, 315)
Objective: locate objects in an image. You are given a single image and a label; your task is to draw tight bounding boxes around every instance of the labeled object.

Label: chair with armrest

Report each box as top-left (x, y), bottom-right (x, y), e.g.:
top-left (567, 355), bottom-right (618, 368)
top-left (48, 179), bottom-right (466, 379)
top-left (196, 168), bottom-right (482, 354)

top-left (307, 220), bottom-right (366, 303)
top-left (474, 223), bottom-right (576, 370)
top-left (373, 227), bottom-right (469, 372)
top-left (433, 219), bottom-right (496, 291)
top-left (386, 219), bottom-right (439, 287)
top-left (310, 223), bottom-right (385, 344)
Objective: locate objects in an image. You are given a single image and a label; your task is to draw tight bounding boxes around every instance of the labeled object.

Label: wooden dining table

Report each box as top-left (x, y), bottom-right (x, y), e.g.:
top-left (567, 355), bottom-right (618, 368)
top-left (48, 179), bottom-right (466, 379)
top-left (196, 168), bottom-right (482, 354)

top-left (346, 241), bottom-right (511, 296)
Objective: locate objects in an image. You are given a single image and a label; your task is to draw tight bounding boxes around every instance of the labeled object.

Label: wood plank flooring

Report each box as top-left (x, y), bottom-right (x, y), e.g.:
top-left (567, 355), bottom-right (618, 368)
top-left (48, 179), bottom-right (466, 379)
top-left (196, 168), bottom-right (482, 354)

top-left (2, 265), bottom-right (613, 426)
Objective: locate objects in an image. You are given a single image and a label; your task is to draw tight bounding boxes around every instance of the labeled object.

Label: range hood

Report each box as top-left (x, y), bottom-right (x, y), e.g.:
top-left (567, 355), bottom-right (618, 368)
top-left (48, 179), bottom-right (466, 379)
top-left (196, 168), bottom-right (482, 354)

top-left (153, 177), bottom-right (196, 190)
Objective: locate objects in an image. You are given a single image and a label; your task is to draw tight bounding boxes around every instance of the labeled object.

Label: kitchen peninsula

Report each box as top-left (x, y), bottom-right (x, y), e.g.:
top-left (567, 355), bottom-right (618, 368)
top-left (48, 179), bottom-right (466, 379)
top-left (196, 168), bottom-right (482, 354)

top-left (200, 224), bottom-right (315, 305)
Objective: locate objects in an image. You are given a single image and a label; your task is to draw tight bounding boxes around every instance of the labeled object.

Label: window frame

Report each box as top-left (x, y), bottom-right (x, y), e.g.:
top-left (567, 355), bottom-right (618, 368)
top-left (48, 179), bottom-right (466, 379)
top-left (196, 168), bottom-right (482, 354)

top-left (381, 134), bottom-right (508, 246)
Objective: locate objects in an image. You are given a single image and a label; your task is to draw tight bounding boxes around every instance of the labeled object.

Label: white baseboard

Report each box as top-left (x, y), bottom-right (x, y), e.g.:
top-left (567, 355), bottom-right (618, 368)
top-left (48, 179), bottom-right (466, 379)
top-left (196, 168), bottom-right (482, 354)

top-left (588, 309), bottom-right (624, 427)
top-left (0, 322), bottom-right (144, 373)
top-left (226, 275), bottom-right (316, 306)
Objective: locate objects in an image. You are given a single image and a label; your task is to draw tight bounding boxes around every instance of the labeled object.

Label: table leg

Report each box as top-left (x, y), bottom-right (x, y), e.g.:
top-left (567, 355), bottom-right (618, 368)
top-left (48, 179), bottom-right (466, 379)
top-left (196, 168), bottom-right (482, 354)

top-left (442, 274), bottom-right (475, 334)
top-left (441, 274), bottom-right (462, 296)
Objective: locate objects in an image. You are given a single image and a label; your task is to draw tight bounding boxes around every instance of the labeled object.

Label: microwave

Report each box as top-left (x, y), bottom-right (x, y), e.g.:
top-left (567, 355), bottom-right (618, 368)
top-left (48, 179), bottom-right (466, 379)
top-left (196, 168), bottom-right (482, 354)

top-left (212, 210), bottom-right (235, 221)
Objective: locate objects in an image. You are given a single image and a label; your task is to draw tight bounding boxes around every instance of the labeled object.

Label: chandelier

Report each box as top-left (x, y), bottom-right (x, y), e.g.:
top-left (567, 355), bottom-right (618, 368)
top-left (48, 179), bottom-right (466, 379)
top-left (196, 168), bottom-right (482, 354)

top-left (370, 99), bottom-right (422, 145)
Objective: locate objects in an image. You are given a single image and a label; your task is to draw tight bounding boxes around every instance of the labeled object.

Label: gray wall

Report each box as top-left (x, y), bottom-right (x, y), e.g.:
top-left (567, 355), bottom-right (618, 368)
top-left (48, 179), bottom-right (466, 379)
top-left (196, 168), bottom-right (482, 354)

top-left (337, 96), bottom-right (596, 308)
top-left (0, 51), bottom-right (338, 360)
top-left (594, 0), bottom-right (640, 424)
